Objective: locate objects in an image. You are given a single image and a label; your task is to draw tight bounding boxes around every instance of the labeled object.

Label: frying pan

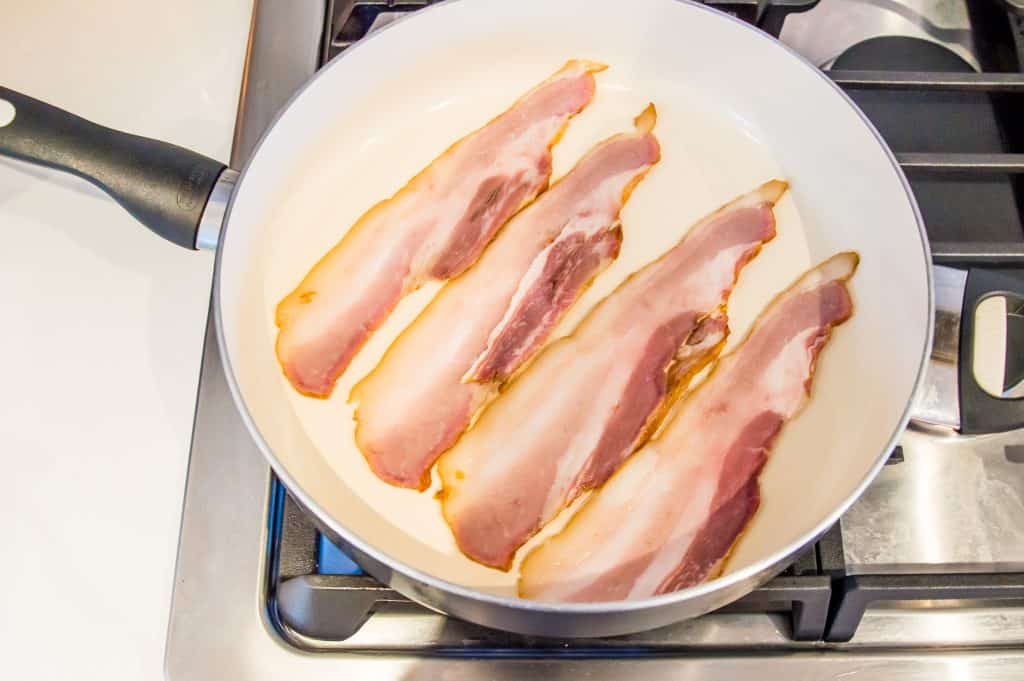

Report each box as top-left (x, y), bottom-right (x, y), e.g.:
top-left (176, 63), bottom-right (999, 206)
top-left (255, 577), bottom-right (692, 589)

top-left (1, 0), bottom-right (1019, 638)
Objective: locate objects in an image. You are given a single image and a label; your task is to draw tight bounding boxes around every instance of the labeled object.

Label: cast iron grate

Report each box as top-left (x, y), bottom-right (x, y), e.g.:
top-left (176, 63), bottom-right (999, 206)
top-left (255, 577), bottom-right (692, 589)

top-left (267, 482), bottom-right (836, 646)
top-left (320, 0), bottom-right (823, 62)
top-left (265, 0), bottom-right (1024, 649)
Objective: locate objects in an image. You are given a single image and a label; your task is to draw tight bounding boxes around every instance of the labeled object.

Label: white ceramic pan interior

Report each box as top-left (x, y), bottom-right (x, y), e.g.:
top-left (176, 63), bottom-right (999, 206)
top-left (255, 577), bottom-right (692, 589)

top-left (216, 0), bottom-right (931, 602)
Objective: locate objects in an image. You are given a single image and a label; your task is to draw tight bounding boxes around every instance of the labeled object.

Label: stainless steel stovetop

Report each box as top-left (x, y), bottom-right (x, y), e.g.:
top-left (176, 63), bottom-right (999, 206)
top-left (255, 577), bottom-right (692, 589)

top-left (166, 1), bottom-right (1024, 678)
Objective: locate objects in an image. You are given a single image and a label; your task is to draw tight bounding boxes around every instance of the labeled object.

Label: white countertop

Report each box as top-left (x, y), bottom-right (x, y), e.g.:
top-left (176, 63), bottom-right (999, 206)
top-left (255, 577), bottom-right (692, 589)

top-left (0, 2), bottom-right (253, 678)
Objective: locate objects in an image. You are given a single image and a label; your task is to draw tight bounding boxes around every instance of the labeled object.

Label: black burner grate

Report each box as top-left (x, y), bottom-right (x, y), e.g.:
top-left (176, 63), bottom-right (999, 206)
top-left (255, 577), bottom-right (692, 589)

top-left (321, 0), bottom-right (822, 62)
top-left (267, 484), bottom-right (837, 645)
top-left (265, 0), bottom-right (1024, 649)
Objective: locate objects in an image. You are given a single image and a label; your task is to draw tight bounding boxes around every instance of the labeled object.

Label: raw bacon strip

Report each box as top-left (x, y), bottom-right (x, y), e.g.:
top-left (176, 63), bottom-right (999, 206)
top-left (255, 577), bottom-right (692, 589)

top-left (352, 106), bottom-right (661, 490)
top-left (276, 60), bottom-right (603, 398)
top-left (439, 181), bottom-right (786, 570)
top-left (519, 252), bottom-right (859, 602)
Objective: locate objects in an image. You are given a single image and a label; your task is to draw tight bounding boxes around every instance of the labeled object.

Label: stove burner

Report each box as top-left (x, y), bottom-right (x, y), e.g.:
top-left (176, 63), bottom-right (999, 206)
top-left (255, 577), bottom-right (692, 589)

top-left (323, 0), bottom-right (823, 62)
top-left (167, 1), bottom-right (1024, 677)
top-left (269, 485), bottom-right (834, 642)
top-left (262, 1), bottom-right (1024, 647)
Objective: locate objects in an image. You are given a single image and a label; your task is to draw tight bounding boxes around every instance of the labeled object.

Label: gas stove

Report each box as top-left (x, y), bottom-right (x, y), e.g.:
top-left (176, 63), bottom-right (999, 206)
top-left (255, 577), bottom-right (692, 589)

top-left (166, 1), bottom-right (1024, 678)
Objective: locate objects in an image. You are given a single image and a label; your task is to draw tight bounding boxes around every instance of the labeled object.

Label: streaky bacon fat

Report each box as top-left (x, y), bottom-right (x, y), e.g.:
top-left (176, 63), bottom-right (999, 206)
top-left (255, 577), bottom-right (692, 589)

top-left (276, 60), bottom-right (603, 398)
top-left (518, 252), bottom-right (859, 602)
top-left (439, 180), bottom-right (788, 570)
top-left (352, 105), bottom-right (661, 490)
